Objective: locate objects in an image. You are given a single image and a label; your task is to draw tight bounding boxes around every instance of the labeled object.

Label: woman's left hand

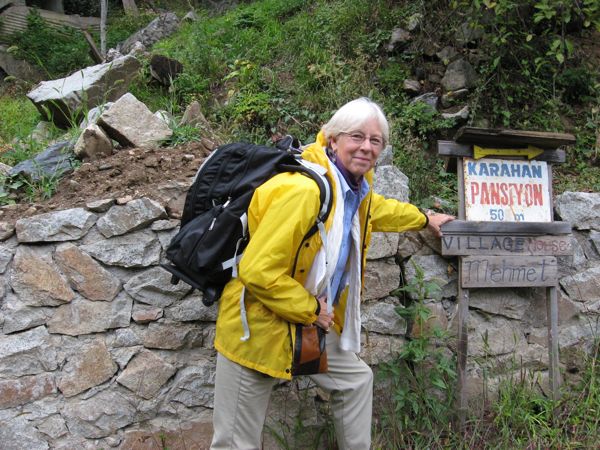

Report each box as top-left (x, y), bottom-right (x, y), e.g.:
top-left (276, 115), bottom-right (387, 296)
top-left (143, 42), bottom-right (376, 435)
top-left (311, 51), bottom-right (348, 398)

top-left (426, 212), bottom-right (455, 237)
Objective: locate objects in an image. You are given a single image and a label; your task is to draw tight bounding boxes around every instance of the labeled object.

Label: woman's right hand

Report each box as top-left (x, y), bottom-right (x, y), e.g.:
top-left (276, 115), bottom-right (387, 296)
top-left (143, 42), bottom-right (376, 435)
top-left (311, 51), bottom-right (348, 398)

top-left (314, 295), bottom-right (334, 332)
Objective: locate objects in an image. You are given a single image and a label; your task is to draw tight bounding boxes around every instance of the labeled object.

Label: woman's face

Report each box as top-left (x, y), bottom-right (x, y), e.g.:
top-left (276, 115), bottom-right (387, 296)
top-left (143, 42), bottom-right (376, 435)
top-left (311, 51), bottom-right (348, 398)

top-left (330, 118), bottom-right (384, 179)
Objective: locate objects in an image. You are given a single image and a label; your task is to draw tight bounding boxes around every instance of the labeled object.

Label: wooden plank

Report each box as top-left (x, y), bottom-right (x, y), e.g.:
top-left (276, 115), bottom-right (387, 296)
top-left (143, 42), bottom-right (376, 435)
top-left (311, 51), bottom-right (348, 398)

top-left (441, 220), bottom-right (571, 235)
top-left (441, 234), bottom-right (573, 256)
top-left (457, 158), bottom-right (466, 220)
top-left (456, 260), bottom-right (469, 429)
top-left (461, 255), bottom-right (557, 288)
top-left (82, 30), bottom-right (103, 64)
top-left (546, 286), bottom-right (561, 404)
top-left (437, 140), bottom-right (566, 163)
top-left (454, 127), bottom-right (576, 149)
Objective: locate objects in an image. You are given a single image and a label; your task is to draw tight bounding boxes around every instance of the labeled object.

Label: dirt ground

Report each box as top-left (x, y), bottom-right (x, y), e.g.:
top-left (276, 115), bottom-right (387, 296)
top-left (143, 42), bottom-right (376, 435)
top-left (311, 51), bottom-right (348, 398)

top-left (0, 139), bottom-right (216, 225)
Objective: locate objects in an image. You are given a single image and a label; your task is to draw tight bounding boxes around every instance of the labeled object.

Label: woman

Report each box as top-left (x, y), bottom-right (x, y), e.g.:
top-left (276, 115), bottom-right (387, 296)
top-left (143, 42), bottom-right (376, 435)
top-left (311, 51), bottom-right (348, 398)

top-left (211, 97), bottom-right (454, 449)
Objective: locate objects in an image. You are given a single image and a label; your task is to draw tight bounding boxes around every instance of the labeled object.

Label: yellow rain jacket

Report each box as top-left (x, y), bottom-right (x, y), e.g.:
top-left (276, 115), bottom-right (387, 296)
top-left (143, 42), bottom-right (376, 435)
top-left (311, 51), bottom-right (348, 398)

top-left (214, 132), bottom-right (427, 380)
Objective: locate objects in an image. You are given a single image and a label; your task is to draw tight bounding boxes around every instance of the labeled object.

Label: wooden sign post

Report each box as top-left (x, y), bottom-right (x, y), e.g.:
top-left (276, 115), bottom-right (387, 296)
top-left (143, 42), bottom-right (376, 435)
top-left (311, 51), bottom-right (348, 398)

top-left (438, 127), bottom-right (576, 425)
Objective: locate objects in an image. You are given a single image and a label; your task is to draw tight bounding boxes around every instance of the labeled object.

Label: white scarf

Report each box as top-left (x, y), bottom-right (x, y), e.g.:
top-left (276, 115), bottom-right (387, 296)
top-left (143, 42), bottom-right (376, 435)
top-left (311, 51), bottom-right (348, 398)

top-left (303, 159), bottom-right (363, 353)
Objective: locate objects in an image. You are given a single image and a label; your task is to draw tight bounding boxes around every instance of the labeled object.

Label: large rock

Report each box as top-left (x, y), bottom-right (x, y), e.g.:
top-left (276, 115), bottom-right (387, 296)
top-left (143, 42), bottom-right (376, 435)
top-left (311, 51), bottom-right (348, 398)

top-left (143, 320), bottom-right (203, 350)
top-left (441, 59), bottom-right (478, 91)
top-left (0, 326), bottom-right (59, 377)
top-left (403, 254), bottom-right (456, 300)
top-left (1, 292), bottom-right (53, 334)
top-left (0, 416), bottom-right (50, 450)
top-left (96, 197), bottom-right (166, 238)
top-left (9, 141), bottom-right (77, 182)
top-left (363, 258), bottom-right (401, 301)
top-left (123, 266), bottom-right (191, 307)
top-left (555, 192), bottom-right (600, 230)
top-left (559, 265), bottom-right (600, 302)
top-left (149, 54), bottom-right (184, 86)
top-left (79, 230), bottom-right (162, 268)
top-left (116, 350), bottom-right (176, 399)
top-left (119, 13), bottom-right (180, 54)
top-left (165, 360), bottom-right (215, 408)
top-left (0, 44), bottom-right (44, 82)
top-left (57, 339), bottom-right (117, 397)
top-left (373, 165), bottom-right (410, 202)
top-left (47, 293), bottom-right (133, 336)
top-left (359, 333), bottom-right (407, 366)
top-left (367, 232), bottom-right (400, 260)
top-left (98, 93), bottom-right (172, 148)
top-left (10, 246), bottom-right (75, 307)
top-left (469, 288), bottom-right (531, 320)
top-left (0, 373), bottom-right (56, 409)
top-left (62, 390), bottom-right (137, 439)
top-left (16, 208), bottom-right (97, 243)
top-left (54, 243), bottom-right (121, 301)
top-left (361, 299), bottom-right (406, 335)
top-left (164, 292), bottom-right (217, 322)
top-left (26, 55), bottom-right (141, 129)
top-left (73, 123), bottom-right (113, 160)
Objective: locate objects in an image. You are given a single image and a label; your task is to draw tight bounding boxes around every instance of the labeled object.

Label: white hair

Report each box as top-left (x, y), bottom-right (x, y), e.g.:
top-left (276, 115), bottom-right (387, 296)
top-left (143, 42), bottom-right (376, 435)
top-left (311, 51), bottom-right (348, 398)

top-left (321, 97), bottom-right (389, 145)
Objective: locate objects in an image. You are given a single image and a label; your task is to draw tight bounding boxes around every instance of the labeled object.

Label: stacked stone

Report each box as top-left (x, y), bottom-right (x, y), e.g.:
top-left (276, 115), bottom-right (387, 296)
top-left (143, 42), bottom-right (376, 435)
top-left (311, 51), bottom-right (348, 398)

top-left (0, 158), bottom-right (599, 448)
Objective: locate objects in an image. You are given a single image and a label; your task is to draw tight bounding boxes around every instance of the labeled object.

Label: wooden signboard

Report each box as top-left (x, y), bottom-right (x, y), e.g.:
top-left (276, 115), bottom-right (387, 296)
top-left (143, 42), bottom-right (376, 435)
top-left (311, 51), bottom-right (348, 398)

top-left (438, 127), bottom-right (576, 425)
top-left (461, 255), bottom-right (557, 288)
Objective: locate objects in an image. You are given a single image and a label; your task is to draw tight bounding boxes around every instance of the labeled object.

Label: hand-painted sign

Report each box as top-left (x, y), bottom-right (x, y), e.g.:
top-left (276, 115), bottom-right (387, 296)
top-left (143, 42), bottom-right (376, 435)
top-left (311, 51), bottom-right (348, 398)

top-left (461, 255), bottom-right (557, 288)
top-left (441, 234), bottom-right (573, 256)
top-left (463, 157), bottom-right (551, 222)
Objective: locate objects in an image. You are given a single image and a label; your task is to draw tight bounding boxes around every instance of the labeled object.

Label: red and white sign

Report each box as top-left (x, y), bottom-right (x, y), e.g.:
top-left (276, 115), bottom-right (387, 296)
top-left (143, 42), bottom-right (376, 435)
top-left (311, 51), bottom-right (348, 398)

top-left (463, 157), bottom-right (551, 222)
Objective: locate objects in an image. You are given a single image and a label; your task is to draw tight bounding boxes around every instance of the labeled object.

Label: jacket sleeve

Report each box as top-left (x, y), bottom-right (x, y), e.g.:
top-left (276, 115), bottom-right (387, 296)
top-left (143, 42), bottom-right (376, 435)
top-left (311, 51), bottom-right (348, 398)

top-left (369, 192), bottom-right (427, 232)
top-left (237, 173), bottom-right (320, 325)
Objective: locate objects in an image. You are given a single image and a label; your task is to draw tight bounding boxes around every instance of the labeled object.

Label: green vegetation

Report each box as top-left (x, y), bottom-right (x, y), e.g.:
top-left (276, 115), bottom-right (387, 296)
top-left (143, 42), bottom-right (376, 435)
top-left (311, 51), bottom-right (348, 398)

top-left (2, 0), bottom-right (598, 205)
top-left (374, 262), bottom-right (600, 449)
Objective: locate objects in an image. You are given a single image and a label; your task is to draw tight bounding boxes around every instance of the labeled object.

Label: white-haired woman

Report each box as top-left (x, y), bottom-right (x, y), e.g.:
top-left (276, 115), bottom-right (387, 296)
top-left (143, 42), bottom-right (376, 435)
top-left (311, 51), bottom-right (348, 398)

top-left (211, 97), bottom-right (454, 449)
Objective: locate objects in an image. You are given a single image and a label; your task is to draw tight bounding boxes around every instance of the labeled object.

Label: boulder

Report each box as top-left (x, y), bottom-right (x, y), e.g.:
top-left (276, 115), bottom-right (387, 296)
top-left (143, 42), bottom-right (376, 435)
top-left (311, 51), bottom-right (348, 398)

top-left (0, 44), bottom-right (43, 83)
top-left (361, 299), bottom-right (406, 335)
top-left (363, 258), bottom-right (401, 301)
top-left (57, 338), bottom-right (117, 397)
top-left (123, 266), bottom-right (190, 308)
top-left (410, 92), bottom-right (439, 112)
top-left (97, 93), bottom-right (173, 148)
top-left (441, 59), bottom-right (478, 91)
top-left (402, 79), bottom-right (421, 95)
top-left (80, 230), bottom-right (162, 268)
top-left (386, 27), bottom-right (411, 52)
top-left (62, 389), bottom-right (137, 439)
top-left (9, 141), bottom-right (76, 182)
top-left (96, 197), bottom-right (167, 238)
top-left (10, 246), bottom-right (75, 307)
top-left (15, 208), bottom-right (97, 243)
top-left (54, 243), bottom-right (121, 301)
top-left (180, 100), bottom-right (211, 130)
top-left (47, 293), bottom-right (133, 336)
top-left (555, 192), bottom-right (600, 230)
top-left (441, 105), bottom-right (470, 121)
top-left (26, 56), bottom-right (141, 129)
top-left (119, 12), bottom-right (180, 54)
top-left (149, 54), bottom-right (184, 86)
top-left (73, 124), bottom-right (113, 160)
top-left (116, 350), bottom-right (176, 399)
top-left (0, 373), bottom-right (56, 409)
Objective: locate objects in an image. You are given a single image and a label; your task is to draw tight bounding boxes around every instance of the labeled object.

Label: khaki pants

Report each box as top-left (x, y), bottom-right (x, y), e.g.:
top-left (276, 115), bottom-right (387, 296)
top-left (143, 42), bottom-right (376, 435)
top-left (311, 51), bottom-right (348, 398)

top-left (210, 331), bottom-right (373, 450)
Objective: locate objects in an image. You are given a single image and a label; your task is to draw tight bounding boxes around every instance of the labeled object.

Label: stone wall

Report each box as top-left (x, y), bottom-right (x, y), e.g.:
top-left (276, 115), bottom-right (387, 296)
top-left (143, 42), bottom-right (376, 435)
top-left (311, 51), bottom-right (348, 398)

top-left (0, 158), bottom-right (599, 448)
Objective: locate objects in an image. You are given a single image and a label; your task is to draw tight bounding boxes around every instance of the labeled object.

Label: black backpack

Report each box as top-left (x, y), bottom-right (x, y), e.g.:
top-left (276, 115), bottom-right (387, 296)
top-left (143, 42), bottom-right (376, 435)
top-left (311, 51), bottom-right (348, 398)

top-left (161, 137), bottom-right (332, 306)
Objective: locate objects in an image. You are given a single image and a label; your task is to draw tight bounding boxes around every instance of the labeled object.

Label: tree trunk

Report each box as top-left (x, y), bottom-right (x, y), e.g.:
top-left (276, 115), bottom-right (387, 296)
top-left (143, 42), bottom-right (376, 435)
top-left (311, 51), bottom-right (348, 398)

top-left (100, 0), bottom-right (108, 58)
top-left (122, 0), bottom-right (139, 16)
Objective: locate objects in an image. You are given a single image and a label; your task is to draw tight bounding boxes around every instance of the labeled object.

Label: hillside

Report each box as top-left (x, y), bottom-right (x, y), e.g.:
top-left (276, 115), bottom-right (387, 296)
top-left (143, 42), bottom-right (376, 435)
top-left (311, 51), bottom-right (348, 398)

top-left (0, 0), bottom-right (598, 217)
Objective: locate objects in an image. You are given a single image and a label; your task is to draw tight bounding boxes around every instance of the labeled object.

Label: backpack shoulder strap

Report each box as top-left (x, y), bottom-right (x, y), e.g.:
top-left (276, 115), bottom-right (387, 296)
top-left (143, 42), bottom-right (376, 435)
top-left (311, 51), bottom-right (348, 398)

top-left (278, 158), bottom-right (332, 236)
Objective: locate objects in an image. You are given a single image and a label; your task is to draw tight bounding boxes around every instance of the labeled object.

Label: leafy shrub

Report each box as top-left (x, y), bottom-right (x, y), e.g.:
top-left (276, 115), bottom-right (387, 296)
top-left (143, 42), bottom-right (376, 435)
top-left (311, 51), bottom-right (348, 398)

top-left (10, 10), bottom-right (92, 78)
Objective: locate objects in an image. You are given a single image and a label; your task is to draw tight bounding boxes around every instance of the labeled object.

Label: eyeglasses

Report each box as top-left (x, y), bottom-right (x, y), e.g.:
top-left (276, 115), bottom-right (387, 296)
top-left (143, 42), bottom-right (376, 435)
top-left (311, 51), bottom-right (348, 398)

top-left (339, 132), bottom-right (385, 150)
